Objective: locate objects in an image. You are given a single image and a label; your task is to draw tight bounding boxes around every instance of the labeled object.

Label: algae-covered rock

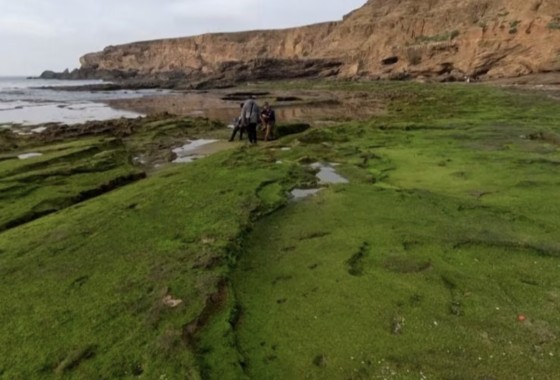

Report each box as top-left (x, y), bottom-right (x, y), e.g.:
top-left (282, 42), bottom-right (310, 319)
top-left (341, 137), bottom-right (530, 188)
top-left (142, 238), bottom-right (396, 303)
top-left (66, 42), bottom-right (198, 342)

top-left (275, 123), bottom-right (311, 138)
top-left (0, 129), bottom-right (20, 152)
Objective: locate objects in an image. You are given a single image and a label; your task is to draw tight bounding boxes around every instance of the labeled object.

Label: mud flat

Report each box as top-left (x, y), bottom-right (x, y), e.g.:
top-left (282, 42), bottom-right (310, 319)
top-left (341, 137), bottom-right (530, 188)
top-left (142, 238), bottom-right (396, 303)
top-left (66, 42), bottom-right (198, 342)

top-left (107, 86), bottom-right (385, 125)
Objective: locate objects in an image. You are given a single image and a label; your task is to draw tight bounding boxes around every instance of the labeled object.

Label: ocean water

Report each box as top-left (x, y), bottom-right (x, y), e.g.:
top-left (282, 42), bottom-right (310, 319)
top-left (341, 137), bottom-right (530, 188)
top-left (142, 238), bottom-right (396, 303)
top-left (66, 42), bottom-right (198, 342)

top-left (0, 77), bottom-right (166, 126)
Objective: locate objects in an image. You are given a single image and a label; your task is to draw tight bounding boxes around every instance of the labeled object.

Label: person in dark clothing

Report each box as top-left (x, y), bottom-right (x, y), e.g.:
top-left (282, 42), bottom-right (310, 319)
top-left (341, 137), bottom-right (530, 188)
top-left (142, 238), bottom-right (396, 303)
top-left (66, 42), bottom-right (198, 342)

top-left (229, 103), bottom-right (246, 141)
top-left (260, 102), bottom-right (276, 141)
top-left (241, 97), bottom-right (260, 144)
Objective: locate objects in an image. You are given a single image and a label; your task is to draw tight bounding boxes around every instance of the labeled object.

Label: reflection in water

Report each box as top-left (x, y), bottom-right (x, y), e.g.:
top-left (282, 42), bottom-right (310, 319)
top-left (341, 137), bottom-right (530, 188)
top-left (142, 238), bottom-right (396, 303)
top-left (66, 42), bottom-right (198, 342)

top-left (110, 91), bottom-right (381, 125)
top-left (290, 162), bottom-right (348, 200)
top-left (31, 127), bottom-right (47, 133)
top-left (18, 152), bottom-right (43, 160)
top-left (172, 139), bottom-right (218, 164)
top-left (173, 155), bottom-right (203, 164)
top-left (311, 162), bottom-right (349, 184)
top-left (291, 188), bottom-right (322, 200)
top-left (201, 104), bottom-right (369, 125)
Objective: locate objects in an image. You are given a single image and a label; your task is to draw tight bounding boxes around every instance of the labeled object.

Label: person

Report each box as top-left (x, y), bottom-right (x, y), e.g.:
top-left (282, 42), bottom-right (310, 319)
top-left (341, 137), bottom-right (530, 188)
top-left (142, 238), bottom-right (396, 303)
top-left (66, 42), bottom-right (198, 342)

top-left (241, 96), bottom-right (260, 144)
top-left (229, 103), bottom-right (246, 141)
top-left (260, 102), bottom-right (276, 141)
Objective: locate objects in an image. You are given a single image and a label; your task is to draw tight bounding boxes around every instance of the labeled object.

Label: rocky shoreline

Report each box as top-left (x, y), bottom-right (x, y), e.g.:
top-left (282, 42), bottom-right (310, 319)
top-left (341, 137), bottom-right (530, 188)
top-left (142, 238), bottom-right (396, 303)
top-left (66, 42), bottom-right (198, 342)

top-left (37, 66), bottom-right (560, 94)
top-left (38, 58), bottom-right (345, 90)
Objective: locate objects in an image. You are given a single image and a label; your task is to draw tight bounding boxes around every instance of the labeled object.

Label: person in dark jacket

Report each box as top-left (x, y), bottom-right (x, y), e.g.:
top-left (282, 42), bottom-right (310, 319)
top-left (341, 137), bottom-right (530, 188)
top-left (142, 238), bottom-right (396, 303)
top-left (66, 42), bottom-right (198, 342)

top-left (241, 96), bottom-right (260, 144)
top-left (260, 102), bottom-right (276, 141)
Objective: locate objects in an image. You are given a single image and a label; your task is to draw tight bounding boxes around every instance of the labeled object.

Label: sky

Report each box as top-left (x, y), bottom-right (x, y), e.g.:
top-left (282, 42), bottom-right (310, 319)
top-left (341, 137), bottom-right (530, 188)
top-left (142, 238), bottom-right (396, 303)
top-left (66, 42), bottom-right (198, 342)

top-left (0, 0), bottom-right (367, 76)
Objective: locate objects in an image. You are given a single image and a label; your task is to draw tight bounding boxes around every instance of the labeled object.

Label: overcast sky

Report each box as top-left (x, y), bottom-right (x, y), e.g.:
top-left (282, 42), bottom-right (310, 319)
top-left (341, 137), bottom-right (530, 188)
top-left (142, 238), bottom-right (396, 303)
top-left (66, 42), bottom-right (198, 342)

top-left (0, 0), bottom-right (366, 76)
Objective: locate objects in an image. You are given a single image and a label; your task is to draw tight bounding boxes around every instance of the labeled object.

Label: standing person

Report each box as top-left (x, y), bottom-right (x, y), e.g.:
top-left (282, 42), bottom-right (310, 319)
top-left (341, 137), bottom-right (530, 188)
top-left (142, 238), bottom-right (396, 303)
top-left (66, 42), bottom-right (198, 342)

top-left (241, 96), bottom-right (260, 145)
top-left (260, 102), bottom-right (276, 142)
top-left (229, 103), bottom-right (246, 141)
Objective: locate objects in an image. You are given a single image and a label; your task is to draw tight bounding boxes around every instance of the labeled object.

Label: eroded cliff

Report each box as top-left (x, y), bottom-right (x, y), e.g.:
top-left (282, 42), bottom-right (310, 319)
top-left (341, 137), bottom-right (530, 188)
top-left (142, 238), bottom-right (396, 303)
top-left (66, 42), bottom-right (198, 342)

top-left (67, 0), bottom-right (560, 84)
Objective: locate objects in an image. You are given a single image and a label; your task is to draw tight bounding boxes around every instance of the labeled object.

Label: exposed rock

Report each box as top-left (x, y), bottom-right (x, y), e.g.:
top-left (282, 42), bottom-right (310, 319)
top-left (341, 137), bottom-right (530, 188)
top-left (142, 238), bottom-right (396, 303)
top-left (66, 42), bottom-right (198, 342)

top-left (39, 70), bottom-right (58, 79)
top-left (162, 295), bottom-right (183, 308)
top-left (42, 0), bottom-right (560, 85)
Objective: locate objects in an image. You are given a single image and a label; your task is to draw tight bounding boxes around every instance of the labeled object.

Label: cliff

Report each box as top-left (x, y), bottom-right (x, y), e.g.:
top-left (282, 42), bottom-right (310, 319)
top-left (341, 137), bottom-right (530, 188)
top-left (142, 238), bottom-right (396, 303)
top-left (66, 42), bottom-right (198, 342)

top-left (61, 0), bottom-right (560, 84)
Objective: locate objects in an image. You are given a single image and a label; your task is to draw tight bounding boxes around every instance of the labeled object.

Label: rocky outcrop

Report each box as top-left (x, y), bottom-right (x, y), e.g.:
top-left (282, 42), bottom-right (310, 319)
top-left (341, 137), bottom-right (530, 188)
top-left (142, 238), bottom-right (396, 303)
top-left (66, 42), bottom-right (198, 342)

top-left (49, 0), bottom-right (560, 85)
top-left (39, 67), bottom-right (143, 81)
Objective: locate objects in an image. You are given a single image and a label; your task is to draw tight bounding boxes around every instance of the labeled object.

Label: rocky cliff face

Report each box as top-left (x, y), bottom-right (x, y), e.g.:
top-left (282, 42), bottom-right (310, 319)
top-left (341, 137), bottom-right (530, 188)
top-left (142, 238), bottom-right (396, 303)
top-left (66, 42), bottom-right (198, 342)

top-left (71, 0), bottom-right (560, 84)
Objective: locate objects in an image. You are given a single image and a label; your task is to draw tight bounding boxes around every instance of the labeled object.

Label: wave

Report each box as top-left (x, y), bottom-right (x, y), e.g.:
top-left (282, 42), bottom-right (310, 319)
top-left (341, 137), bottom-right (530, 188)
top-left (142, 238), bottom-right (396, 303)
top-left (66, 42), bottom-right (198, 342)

top-left (0, 78), bottom-right (168, 125)
top-left (0, 101), bottom-right (143, 126)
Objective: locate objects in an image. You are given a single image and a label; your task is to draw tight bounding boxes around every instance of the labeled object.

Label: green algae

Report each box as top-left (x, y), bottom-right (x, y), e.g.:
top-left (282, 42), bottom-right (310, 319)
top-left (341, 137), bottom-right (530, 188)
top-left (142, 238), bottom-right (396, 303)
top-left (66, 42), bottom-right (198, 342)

top-left (213, 82), bottom-right (560, 379)
top-left (1, 81), bottom-right (560, 379)
top-left (0, 146), bottom-right (306, 379)
top-left (0, 138), bottom-right (144, 232)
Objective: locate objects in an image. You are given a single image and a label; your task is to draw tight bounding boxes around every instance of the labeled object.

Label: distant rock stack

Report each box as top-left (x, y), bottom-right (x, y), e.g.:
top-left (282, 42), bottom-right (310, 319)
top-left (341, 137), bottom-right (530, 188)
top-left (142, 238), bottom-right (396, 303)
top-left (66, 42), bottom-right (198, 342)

top-left (45, 0), bottom-right (560, 85)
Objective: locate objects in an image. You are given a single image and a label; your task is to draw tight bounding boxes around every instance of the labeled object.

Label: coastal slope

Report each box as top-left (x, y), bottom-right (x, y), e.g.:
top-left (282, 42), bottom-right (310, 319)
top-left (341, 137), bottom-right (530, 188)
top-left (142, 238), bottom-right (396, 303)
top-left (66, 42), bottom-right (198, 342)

top-left (62, 0), bottom-right (560, 84)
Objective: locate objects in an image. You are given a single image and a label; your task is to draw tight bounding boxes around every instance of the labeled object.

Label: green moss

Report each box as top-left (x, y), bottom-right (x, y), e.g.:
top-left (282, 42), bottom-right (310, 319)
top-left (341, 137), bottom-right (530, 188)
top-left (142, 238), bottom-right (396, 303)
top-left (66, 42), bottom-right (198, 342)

top-left (2, 82), bottom-right (560, 379)
top-left (211, 81), bottom-right (560, 379)
top-left (0, 146), bottom-right (306, 379)
top-left (231, 151), bottom-right (560, 379)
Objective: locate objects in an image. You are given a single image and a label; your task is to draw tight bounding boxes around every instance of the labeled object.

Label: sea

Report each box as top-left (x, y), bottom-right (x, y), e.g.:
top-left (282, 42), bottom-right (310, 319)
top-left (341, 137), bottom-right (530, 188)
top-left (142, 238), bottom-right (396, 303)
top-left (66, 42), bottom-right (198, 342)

top-left (0, 76), bottom-right (166, 126)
